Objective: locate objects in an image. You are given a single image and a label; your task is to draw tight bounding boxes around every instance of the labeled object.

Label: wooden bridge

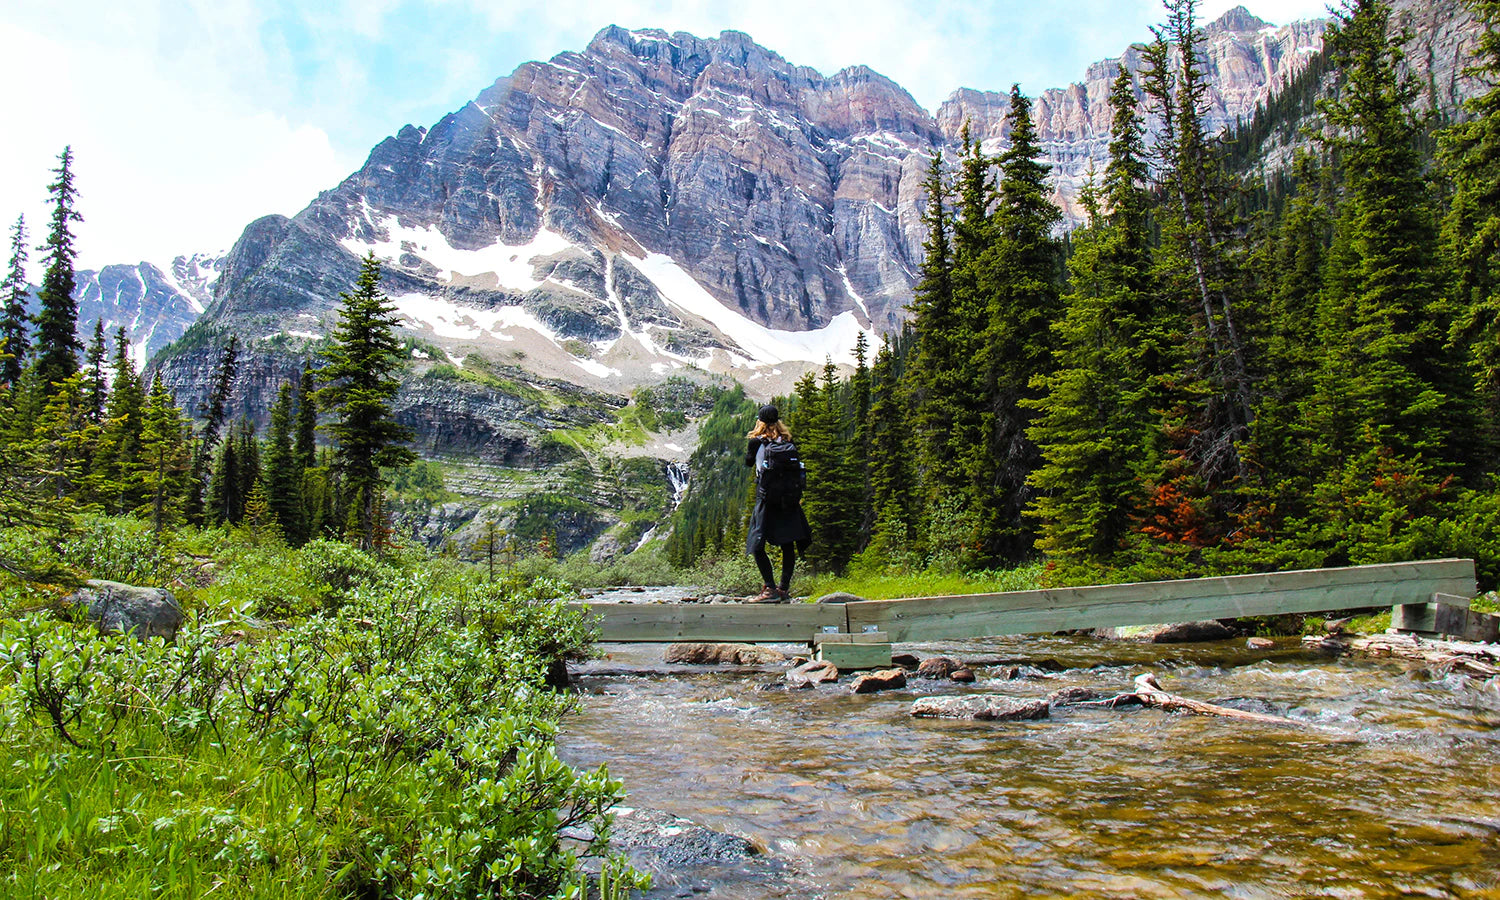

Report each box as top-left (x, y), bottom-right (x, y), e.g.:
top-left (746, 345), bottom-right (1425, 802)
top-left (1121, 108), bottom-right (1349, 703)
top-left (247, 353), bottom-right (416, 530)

top-left (571, 560), bottom-right (1480, 658)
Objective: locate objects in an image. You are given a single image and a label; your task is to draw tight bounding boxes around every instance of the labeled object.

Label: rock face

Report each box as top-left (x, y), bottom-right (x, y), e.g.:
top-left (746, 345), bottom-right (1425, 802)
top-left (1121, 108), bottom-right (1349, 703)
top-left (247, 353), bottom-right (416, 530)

top-left (65, 579), bottom-right (184, 640)
top-left (48, 253), bottom-right (222, 369)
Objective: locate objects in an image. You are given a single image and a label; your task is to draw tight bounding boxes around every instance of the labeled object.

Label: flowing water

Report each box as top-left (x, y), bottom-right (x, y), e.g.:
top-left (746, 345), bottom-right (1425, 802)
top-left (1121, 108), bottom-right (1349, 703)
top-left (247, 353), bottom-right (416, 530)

top-left (558, 634), bottom-right (1500, 899)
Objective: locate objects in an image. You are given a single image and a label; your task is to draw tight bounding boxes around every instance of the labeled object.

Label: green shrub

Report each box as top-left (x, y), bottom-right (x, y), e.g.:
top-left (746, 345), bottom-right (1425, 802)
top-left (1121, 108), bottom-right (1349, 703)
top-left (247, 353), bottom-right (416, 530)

top-left (59, 516), bottom-right (180, 587)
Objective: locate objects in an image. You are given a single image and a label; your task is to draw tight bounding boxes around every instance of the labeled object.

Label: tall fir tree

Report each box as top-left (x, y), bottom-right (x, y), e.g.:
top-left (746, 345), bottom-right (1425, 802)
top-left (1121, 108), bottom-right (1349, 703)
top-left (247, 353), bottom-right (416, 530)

top-left (0, 215), bottom-right (30, 388)
top-left (294, 362), bottom-right (318, 471)
top-left (82, 319), bottom-right (108, 424)
top-left (317, 253), bottom-right (415, 551)
top-left (263, 381), bottom-right (306, 544)
top-left (134, 375), bottom-right (191, 534)
top-left (87, 327), bottom-right (145, 514)
top-left (33, 147), bottom-right (84, 390)
top-left (186, 336), bottom-right (239, 525)
top-left (1026, 67), bottom-right (1163, 568)
top-left (975, 84), bottom-right (1065, 564)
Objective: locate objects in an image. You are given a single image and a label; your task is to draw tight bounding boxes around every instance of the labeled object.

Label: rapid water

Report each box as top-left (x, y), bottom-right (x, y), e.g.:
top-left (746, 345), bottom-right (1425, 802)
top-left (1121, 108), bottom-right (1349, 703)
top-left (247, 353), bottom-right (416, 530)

top-left (559, 635), bottom-right (1500, 899)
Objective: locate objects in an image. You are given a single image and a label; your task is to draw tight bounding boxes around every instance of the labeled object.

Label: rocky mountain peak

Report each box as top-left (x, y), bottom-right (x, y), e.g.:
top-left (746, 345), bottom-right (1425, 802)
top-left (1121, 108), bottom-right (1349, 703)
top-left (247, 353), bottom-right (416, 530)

top-left (1207, 5), bottom-right (1273, 34)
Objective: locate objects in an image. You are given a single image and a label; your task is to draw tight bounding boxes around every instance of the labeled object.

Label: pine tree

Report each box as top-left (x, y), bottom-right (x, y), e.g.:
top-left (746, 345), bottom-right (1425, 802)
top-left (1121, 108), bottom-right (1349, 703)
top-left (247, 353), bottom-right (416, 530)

top-left (88, 328), bottom-right (145, 513)
top-left (1026, 67), bottom-right (1163, 567)
top-left (186, 336), bottom-right (239, 524)
top-left (134, 374), bottom-right (191, 534)
top-left (82, 319), bottom-right (108, 424)
top-left (317, 253), bottom-right (416, 551)
top-left (1441, 0), bottom-right (1500, 451)
top-left (863, 340), bottom-right (918, 570)
top-left (0, 215), bottom-right (30, 387)
top-left (294, 362), bottom-right (317, 471)
top-left (975, 84), bottom-right (1064, 564)
top-left (33, 147), bottom-right (84, 390)
top-left (263, 382), bottom-right (305, 544)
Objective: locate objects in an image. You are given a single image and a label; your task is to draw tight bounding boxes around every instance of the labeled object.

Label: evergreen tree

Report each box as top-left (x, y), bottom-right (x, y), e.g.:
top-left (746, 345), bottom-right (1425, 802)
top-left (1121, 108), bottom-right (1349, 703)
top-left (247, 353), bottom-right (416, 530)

top-left (975, 84), bottom-right (1065, 564)
top-left (33, 147), bottom-right (84, 390)
top-left (134, 374), bottom-right (191, 534)
top-left (317, 253), bottom-right (415, 551)
top-left (186, 336), bottom-right (239, 525)
top-left (295, 362), bottom-right (318, 471)
top-left (0, 215), bottom-right (30, 387)
top-left (1027, 67), bottom-right (1163, 567)
top-left (30, 372), bottom-right (94, 504)
top-left (1441, 0), bottom-right (1500, 450)
top-left (863, 340), bottom-right (918, 569)
top-left (263, 382), bottom-right (305, 544)
top-left (849, 332), bottom-right (874, 541)
top-left (83, 319), bottom-right (108, 424)
top-left (795, 362), bottom-right (862, 573)
top-left (88, 328), bottom-right (145, 514)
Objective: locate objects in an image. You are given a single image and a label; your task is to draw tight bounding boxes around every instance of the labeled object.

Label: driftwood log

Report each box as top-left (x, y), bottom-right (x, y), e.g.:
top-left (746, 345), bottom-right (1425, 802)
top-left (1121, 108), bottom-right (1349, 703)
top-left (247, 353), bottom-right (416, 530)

top-left (1306, 632), bottom-right (1500, 678)
top-left (1060, 673), bottom-right (1305, 727)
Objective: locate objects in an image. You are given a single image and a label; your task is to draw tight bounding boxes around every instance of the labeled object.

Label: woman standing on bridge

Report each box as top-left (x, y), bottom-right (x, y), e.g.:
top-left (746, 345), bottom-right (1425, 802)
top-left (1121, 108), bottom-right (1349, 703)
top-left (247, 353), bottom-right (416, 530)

top-left (745, 404), bottom-right (812, 603)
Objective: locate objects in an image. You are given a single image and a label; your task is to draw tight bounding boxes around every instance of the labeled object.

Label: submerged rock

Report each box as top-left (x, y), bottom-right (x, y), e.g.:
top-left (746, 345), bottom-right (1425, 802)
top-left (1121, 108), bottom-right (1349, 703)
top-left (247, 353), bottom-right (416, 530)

top-left (910, 696), bottom-right (1051, 721)
top-left (915, 656), bottom-right (961, 679)
top-left (1246, 636), bottom-right (1277, 651)
top-left (1094, 621), bottom-right (1236, 643)
top-left (663, 642), bottom-right (788, 666)
top-left (786, 659), bottom-right (839, 687)
top-left (65, 580), bottom-right (183, 640)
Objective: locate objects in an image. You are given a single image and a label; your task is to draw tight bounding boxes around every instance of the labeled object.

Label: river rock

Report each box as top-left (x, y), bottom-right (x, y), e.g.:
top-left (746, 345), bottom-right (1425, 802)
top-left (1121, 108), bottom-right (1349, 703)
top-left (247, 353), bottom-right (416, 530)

top-left (916, 656), bottom-right (961, 679)
top-left (891, 653), bottom-right (921, 669)
top-left (1094, 621), bottom-right (1237, 643)
top-left (950, 667), bottom-right (976, 684)
top-left (1047, 686), bottom-right (1099, 705)
top-left (910, 696), bottom-right (1051, 721)
top-left (815, 591), bottom-right (868, 604)
top-left (1246, 636), bottom-right (1277, 650)
top-left (663, 642), bottom-right (788, 665)
top-left (850, 668), bottom-right (907, 694)
top-left (65, 579), bottom-right (183, 640)
top-left (786, 659), bottom-right (839, 687)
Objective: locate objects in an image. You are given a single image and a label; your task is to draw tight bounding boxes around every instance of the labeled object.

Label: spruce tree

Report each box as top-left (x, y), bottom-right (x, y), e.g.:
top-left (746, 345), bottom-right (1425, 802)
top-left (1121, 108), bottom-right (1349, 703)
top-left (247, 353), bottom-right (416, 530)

top-left (263, 382), bottom-right (305, 544)
top-left (294, 362), bottom-right (318, 470)
top-left (88, 328), bottom-right (145, 513)
top-left (186, 336), bottom-right (239, 525)
top-left (83, 319), bottom-right (108, 424)
top-left (975, 84), bottom-right (1064, 564)
top-left (134, 375), bottom-right (191, 534)
top-left (0, 215), bottom-right (30, 387)
top-left (33, 147), bottom-right (84, 390)
top-left (1026, 68), bottom-right (1162, 568)
top-left (317, 253), bottom-right (415, 550)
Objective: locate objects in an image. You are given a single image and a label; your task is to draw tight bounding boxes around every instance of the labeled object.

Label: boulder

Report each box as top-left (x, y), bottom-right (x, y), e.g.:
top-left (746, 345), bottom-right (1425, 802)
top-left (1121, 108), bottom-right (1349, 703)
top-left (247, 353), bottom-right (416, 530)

top-left (785, 659), bottom-right (839, 687)
top-left (814, 591), bottom-right (868, 605)
top-left (950, 668), bottom-right (976, 684)
top-left (1093, 620), bottom-right (1236, 643)
top-left (65, 580), bottom-right (183, 640)
top-left (663, 643), bottom-right (787, 666)
top-left (910, 696), bottom-right (1051, 721)
top-left (850, 668), bottom-right (907, 694)
top-left (1047, 686), bottom-right (1099, 705)
top-left (891, 653), bottom-right (921, 670)
top-left (915, 656), bottom-right (961, 679)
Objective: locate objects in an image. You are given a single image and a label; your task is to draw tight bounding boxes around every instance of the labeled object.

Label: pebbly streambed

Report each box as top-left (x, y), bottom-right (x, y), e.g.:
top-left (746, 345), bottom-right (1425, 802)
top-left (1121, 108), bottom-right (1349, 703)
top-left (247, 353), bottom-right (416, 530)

top-left (557, 627), bottom-right (1500, 899)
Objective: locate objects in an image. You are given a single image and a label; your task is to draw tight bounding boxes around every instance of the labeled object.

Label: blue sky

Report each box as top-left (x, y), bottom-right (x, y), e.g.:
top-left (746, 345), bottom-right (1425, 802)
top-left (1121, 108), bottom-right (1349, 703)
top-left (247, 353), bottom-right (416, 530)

top-left (0, 0), bottom-right (1332, 270)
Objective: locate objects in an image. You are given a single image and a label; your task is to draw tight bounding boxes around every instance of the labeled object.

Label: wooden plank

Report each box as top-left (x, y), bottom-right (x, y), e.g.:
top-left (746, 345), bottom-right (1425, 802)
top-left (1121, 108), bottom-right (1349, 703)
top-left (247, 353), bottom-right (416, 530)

top-left (570, 601), bottom-right (846, 643)
top-left (813, 631), bottom-right (889, 645)
top-left (845, 559), bottom-right (1476, 642)
top-left (1395, 601), bottom-right (1499, 643)
top-left (816, 642), bottom-right (893, 669)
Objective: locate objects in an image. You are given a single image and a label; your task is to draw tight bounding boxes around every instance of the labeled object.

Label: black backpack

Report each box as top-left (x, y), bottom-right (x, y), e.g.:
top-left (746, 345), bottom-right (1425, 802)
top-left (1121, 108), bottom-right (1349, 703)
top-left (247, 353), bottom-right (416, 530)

top-left (757, 440), bottom-right (805, 508)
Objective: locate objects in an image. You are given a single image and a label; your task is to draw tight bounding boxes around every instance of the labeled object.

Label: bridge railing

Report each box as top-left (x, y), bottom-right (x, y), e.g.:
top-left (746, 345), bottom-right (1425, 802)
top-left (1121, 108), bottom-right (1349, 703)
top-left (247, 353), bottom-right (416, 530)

top-left (571, 558), bottom-right (1478, 644)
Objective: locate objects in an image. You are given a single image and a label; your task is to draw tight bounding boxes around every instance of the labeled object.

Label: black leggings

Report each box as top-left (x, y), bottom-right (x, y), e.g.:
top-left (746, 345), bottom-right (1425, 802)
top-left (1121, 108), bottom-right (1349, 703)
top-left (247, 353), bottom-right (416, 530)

top-left (752, 541), bottom-right (796, 591)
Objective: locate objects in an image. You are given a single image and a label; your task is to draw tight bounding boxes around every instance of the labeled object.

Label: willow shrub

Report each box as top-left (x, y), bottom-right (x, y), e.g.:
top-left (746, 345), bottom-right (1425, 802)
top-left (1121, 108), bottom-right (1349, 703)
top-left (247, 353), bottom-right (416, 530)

top-left (0, 570), bottom-right (648, 899)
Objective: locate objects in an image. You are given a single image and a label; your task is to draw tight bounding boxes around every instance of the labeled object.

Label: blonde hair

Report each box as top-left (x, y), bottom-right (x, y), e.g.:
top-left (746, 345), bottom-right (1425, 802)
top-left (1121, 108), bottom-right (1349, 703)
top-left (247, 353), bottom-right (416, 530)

top-left (747, 420), bottom-right (791, 441)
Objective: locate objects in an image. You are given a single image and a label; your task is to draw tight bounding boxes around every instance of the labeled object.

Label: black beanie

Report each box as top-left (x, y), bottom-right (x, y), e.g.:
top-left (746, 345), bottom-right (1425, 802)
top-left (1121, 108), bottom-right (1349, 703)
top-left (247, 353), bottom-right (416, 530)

top-left (757, 404), bottom-right (779, 424)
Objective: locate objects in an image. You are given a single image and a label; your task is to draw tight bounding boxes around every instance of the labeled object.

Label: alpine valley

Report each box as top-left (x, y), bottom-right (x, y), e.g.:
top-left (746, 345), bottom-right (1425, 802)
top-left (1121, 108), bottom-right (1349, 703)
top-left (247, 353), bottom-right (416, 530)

top-left (68, 1), bottom-right (1479, 556)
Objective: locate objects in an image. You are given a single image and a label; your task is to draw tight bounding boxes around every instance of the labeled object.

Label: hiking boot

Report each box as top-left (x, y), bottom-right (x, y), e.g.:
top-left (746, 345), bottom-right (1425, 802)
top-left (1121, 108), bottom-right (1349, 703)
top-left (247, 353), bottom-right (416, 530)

top-left (777, 587), bottom-right (793, 602)
top-left (748, 585), bottom-right (782, 603)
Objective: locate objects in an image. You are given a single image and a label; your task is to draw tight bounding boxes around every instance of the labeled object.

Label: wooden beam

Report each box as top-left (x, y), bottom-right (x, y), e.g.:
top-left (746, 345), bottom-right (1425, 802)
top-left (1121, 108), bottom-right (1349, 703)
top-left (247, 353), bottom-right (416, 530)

top-left (570, 601), bottom-right (846, 643)
top-left (844, 559), bottom-right (1476, 642)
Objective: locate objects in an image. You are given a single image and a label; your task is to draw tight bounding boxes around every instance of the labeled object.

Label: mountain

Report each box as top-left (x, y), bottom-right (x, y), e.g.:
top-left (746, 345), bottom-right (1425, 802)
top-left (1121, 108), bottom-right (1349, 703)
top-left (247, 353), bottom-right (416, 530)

top-left (73, 253), bottom-right (222, 366)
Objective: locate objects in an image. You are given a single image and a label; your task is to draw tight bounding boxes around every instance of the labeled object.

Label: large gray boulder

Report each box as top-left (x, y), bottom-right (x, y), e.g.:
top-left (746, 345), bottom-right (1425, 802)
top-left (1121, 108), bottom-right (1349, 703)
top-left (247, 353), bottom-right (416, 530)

top-left (663, 642), bottom-right (787, 665)
top-left (66, 579), bottom-right (183, 640)
top-left (910, 696), bottom-right (1051, 721)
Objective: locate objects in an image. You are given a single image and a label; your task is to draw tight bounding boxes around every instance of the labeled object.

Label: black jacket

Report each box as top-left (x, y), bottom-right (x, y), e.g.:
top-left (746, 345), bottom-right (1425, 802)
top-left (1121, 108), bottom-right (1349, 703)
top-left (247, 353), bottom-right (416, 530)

top-left (744, 437), bottom-right (812, 551)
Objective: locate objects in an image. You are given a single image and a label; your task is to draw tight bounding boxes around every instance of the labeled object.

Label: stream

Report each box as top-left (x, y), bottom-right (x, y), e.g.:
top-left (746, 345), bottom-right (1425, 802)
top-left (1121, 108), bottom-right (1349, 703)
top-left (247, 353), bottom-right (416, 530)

top-left (558, 629), bottom-right (1500, 899)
